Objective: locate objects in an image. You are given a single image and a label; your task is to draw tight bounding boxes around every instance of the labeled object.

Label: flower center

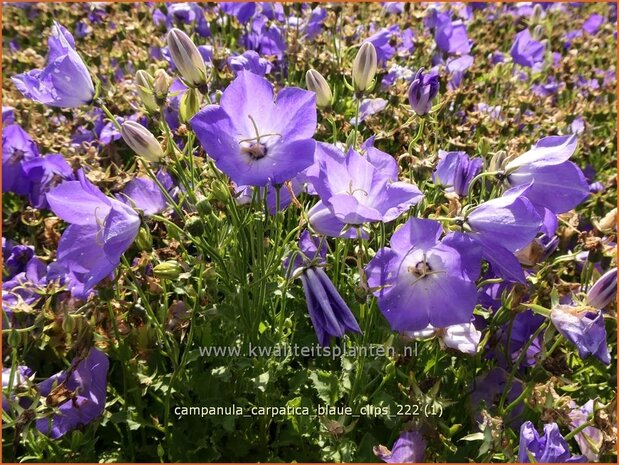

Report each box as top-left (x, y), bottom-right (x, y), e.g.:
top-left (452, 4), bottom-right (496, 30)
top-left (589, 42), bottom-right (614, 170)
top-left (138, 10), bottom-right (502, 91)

top-left (241, 141), bottom-right (268, 160)
top-left (408, 259), bottom-right (433, 278)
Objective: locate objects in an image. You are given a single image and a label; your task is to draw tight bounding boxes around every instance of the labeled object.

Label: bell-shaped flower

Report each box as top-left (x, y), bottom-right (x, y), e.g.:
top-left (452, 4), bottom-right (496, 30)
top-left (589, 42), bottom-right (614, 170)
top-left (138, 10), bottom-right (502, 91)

top-left (374, 430), bottom-right (426, 463)
top-left (46, 170), bottom-right (142, 299)
top-left (36, 348), bottom-right (109, 439)
top-left (286, 231), bottom-right (361, 346)
top-left (365, 218), bottom-right (482, 332)
top-left (433, 150), bottom-right (482, 196)
top-left (518, 422), bottom-right (586, 463)
top-left (550, 304), bottom-right (610, 365)
top-left (191, 71), bottom-right (317, 187)
top-left (2, 124), bottom-right (40, 196)
top-left (505, 135), bottom-right (589, 214)
top-left (307, 142), bottom-right (422, 238)
top-left (510, 29), bottom-right (545, 68)
top-left (12, 22), bottom-right (94, 108)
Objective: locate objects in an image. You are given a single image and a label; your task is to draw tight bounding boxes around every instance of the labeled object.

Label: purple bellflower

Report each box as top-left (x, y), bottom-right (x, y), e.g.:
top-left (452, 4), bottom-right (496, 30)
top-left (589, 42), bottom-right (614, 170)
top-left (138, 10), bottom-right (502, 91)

top-left (550, 305), bottom-right (610, 365)
top-left (306, 142), bottom-right (422, 238)
top-left (365, 218), bottom-right (482, 332)
top-left (36, 348), bottom-right (109, 439)
top-left (433, 150), bottom-right (482, 196)
top-left (518, 421), bottom-right (586, 463)
top-left (12, 22), bottom-right (94, 108)
top-left (2, 124), bottom-right (40, 196)
top-left (191, 71), bottom-right (317, 187)
top-left (408, 68), bottom-right (439, 116)
top-left (434, 13), bottom-right (471, 54)
top-left (227, 50), bottom-right (272, 77)
top-left (46, 170), bottom-right (141, 299)
top-left (23, 154), bottom-right (74, 209)
top-left (286, 231), bottom-right (361, 346)
top-left (465, 184), bottom-right (542, 282)
top-left (586, 267), bottom-right (617, 309)
top-left (374, 430), bottom-right (426, 463)
top-left (506, 135), bottom-right (590, 215)
top-left (510, 29), bottom-right (545, 69)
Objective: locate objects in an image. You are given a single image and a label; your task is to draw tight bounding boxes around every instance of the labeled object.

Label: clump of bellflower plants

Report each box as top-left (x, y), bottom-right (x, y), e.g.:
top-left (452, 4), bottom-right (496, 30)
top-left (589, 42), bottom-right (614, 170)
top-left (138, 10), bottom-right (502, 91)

top-left (2, 2), bottom-right (617, 463)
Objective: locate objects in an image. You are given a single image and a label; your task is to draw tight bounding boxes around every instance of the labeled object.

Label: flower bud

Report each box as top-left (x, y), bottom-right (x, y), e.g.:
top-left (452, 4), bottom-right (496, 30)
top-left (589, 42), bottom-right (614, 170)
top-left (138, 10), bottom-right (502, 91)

top-left (587, 268), bottom-right (617, 309)
top-left (305, 69), bottom-right (332, 108)
top-left (531, 4), bottom-right (544, 24)
top-left (352, 42), bottom-right (377, 92)
top-left (153, 260), bottom-right (183, 280)
top-left (407, 68), bottom-right (439, 116)
top-left (135, 70), bottom-right (158, 113)
top-left (196, 196), bottom-right (212, 216)
top-left (179, 87), bottom-right (202, 124)
top-left (153, 69), bottom-right (173, 104)
top-left (120, 121), bottom-right (164, 162)
top-left (166, 28), bottom-right (207, 88)
top-left (531, 24), bottom-right (544, 41)
top-left (135, 226), bottom-right (152, 251)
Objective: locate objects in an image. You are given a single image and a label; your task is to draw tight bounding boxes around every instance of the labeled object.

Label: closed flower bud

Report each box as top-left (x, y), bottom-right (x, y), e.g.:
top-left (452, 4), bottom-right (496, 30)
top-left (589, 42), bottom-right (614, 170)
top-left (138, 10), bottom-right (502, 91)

top-left (305, 69), bottom-right (332, 108)
top-left (531, 4), bottom-right (544, 24)
top-left (179, 87), bottom-right (202, 124)
top-left (153, 261), bottom-right (183, 280)
top-left (408, 68), bottom-right (439, 116)
top-left (166, 28), bottom-right (207, 88)
top-left (135, 70), bottom-right (158, 113)
top-left (153, 69), bottom-right (173, 104)
top-left (120, 121), bottom-right (164, 162)
top-left (587, 268), bottom-right (617, 309)
top-left (135, 226), bottom-right (152, 251)
top-left (531, 24), bottom-right (544, 41)
top-left (352, 42), bottom-right (377, 92)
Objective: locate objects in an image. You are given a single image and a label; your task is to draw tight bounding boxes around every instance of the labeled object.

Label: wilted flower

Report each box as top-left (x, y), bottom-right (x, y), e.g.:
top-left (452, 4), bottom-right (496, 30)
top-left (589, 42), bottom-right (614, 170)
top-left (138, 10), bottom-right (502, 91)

top-left (408, 68), bottom-right (439, 116)
top-left (586, 267), bottom-right (617, 309)
top-left (352, 42), bottom-right (378, 92)
top-left (120, 121), bottom-right (165, 162)
top-left (305, 69), bottom-right (332, 108)
top-left (568, 400), bottom-right (603, 461)
top-left (287, 231), bottom-right (361, 346)
top-left (518, 421), bottom-right (586, 463)
top-left (306, 142), bottom-right (422, 238)
top-left (46, 170), bottom-right (141, 299)
top-left (191, 71), bottom-right (317, 187)
top-left (433, 150), bottom-right (482, 196)
top-left (166, 28), bottom-right (208, 88)
top-left (12, 22), bottom-right (94, 108)
top-left (407, 322), bottom-right (481, 354)
top-left (2, 366), bottom-right (32, 412)
top-left (510, 29), bottom-right (545, 68)
top-left (365, 218), bottom-right (481, 332)
top-left (36, 348), bottom-right (109, 439)
top-left (550, 305), bottom-right (610, 365)
top-left (374, 430), bottom-right (426, 463)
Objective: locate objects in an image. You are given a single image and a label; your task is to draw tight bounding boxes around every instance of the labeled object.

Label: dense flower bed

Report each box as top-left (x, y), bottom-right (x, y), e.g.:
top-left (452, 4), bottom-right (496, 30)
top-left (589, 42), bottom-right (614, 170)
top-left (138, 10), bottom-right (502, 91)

top-left (2, 2), bottom-right (617, 462)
